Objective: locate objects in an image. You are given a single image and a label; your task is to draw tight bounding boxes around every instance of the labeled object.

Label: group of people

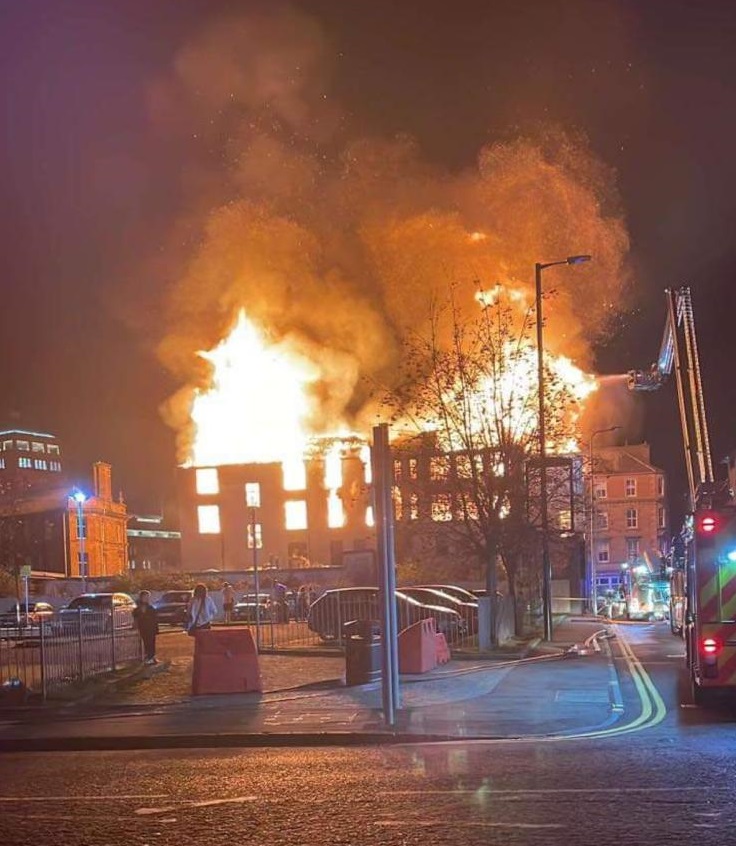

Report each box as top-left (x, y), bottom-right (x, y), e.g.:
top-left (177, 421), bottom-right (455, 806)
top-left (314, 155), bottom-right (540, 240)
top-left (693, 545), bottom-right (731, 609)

top-left (132, 583), bottom-right (218, 665)
top-left (132, 580), bottom-right (320, 665)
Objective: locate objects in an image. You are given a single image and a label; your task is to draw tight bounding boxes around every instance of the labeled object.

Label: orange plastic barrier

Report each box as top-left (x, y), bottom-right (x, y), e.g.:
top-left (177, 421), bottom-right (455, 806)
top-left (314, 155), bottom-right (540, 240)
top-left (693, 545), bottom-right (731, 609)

top-left (435, 632), bottom-right (451, 665)
top-left (399, 617), bottom-right (438, 674)
top-left (192, 627), bottom-right (262, 695)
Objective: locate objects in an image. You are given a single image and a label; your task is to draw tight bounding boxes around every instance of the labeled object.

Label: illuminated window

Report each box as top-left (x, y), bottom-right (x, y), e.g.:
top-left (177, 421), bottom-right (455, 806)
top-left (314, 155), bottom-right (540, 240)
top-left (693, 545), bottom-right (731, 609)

top-left (245, 482), bottom-right (261, 508)
top-left (285, 500), bottom-right (308, 531)
top-left (625, 478), bottom-right (637, 497)
top-left (247, 523), bottom-right (263, 549)
top-left (626, 508), bottom-right (638, 529)
top-left (33, 459), bottom-right (47, 470)
top-left (0, 458), bottom-right (4, 469)
top-left (18, 457), bottom-right (32, 469)
top-left (327, 492), bottom-right (345, 528)
top-left (366, 506), bottom-right (375, 527)
top-left (597, 541), bottom-right (610, 564)
top-left (283, 459), bottom-right (306, 491)
top-left (2, 440), bottom-right (13, 451)
top-left (393, 459), bottom-right (403, 481)
top-left (431, 494), bottom-right (453, 522)
top-left (16, 441), bottom-right (29, 452)
top-left (197, 505), bottom-right (221, 534)
top-left (195, 468), bottom-right (219, 495)
top-left (658, 507), bottom-right (666, 529)
top-left (430, 456), bottom-right (450, 481)
top-left (392, 487), bottom-right (403, 521)
top-left (31, 442), bottom-right (44, 453)
top-left (47, 444), bottom-right (60, 456)
top-left (657, 476), bottom-right (664, 496)
top-left (456, 455), bottom-right (472, 479)
top-left (50, 461), bottom-right (62, 472)
top-left (409, 493), bottom-right (419, 521)
top-left (408, 458), bottom-right (418, 480)
top-left (626, 538), bottom-right (640, 562)
top-left (558, 510), bottom-right (572, 531)
top-left (593, 479), bottom-right (607, 499)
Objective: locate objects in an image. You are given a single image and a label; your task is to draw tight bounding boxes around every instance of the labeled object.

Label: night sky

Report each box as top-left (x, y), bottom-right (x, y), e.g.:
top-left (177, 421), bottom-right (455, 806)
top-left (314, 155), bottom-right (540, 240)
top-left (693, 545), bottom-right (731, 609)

top-left (1, 0), bottom-right (735, 524)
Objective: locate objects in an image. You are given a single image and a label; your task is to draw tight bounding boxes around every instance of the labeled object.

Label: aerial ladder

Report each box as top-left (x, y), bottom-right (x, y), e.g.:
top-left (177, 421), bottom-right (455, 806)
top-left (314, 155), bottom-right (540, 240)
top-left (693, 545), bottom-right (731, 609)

top-left (629, 287), bottom-right (736, 705)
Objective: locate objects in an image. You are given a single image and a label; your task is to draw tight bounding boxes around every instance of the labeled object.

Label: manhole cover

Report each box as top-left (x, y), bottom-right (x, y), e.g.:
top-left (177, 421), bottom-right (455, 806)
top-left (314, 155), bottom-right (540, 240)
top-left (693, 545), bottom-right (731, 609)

top-left (555, 689), bottom-right (609, 704)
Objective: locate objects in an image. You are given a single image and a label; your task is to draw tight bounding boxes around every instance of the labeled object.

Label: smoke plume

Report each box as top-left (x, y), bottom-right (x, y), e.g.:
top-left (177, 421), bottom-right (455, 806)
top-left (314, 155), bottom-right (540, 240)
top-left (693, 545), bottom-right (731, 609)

top-left (150, 6), bottom-right (631, 463)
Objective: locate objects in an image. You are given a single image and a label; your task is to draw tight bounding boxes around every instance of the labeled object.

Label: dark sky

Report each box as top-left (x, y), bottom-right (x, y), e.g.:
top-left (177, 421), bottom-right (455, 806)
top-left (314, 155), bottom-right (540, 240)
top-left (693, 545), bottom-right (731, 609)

top-left (1, 0), bottom-right (735, 523)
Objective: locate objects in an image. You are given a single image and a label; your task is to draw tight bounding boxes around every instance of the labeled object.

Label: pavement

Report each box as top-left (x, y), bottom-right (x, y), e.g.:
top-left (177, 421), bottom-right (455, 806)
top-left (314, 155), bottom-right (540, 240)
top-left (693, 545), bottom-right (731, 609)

top-left (1, 621), bottom-right (735, 845)
top-left (0, 618), bottom-right (617, 749)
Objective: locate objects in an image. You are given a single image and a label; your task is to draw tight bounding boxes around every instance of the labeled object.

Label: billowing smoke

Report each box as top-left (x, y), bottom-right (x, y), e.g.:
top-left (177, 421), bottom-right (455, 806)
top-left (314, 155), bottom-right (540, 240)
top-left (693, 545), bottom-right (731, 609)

top-left (150, 5), bottom-right (631, 463)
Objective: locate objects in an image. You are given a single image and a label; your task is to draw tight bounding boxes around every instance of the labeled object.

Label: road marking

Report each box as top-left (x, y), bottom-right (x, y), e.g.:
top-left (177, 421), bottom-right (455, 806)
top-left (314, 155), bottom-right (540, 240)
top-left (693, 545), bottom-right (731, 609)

top-left (374, 820), bottom-right (564, 829)
top-left (385, 786), bottom-right (720, 796)
top-left (135, 796), bottom-right (257, 816)
top-left (0, 794), bottom-right (169, 802)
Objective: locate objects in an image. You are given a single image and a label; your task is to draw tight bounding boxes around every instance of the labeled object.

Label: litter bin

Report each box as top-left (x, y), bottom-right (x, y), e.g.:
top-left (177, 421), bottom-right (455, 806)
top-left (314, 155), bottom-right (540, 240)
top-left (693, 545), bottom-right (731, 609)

top-left (344, 619), bottom-right (382, 686)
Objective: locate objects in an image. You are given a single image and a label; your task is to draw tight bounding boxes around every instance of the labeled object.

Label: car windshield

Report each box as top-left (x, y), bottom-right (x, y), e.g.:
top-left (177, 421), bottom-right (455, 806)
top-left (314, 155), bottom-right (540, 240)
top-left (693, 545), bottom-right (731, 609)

top-left (161, 592), bottom-right (190, 603)
top-left (67, 596), bottom-right (110, 609)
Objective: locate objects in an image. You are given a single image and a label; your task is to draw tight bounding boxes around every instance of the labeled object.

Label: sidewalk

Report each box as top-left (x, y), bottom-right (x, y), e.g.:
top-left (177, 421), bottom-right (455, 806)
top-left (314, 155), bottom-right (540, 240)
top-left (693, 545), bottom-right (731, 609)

top-left (0, 619), bottom-right (617, 750)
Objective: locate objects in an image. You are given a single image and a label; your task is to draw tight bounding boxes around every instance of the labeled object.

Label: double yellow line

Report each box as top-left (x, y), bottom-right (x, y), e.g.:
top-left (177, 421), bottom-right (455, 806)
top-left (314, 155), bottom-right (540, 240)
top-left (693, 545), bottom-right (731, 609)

top-left (557, 625), bottom-right (667, 742)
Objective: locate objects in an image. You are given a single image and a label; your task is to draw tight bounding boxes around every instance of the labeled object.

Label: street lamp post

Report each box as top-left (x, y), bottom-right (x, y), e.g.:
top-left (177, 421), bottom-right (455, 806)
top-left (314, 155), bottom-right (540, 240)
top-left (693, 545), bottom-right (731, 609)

top-left (246, 485), bottom-right (262, 648)
top-left (589, 426), bottom-right (621, 615)
top-left (72, 490), bottom-right (88, 593)
top-left (535, 255), bottom-right (591, 642)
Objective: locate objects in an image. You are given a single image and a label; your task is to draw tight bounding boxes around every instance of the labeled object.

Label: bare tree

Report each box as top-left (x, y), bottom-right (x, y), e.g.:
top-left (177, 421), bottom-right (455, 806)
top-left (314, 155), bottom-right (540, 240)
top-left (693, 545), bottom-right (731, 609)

top-left (386, 287), bottom-right (587, 642)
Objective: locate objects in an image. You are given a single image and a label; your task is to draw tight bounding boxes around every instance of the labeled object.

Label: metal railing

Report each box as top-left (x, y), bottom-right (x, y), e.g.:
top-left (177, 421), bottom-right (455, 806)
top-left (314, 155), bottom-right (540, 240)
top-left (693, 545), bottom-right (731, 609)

top-left (232, 590), bottom-right (476, 652)
top-left (0, 610), bottom-right (143, 700)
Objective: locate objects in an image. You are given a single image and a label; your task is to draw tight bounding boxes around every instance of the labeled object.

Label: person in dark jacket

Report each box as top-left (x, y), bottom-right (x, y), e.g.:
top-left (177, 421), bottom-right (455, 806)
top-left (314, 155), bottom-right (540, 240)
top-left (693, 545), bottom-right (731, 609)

top-left (133, 590), bottom-right (159, 664)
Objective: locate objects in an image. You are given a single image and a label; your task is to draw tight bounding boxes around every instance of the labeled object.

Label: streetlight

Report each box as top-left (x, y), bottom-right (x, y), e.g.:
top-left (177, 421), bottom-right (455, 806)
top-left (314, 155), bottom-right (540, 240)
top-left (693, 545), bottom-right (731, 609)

top-left (535, 255), bottom-right (592, 642)
top-left (72, 489), bottom-right (88, 593)
top-left (245, 484), bottom-right (262, 648)
top-left (589, 425), bottom-right (621, 615)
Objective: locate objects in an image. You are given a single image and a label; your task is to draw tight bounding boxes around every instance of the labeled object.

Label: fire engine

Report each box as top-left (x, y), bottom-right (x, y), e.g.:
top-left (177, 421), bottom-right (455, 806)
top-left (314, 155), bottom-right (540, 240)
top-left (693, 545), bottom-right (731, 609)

top-left (629, 287), bottom-right (736, 705)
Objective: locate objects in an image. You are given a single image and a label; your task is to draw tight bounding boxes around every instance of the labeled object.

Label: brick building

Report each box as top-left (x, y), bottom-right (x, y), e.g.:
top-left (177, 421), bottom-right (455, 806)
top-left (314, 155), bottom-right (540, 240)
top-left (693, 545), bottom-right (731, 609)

top-left (0, 428), bottom-right (65, 501)
top-left (588, 443), bottom-right (668, 588)
top-left (0, 456), bottom-right (128, 579)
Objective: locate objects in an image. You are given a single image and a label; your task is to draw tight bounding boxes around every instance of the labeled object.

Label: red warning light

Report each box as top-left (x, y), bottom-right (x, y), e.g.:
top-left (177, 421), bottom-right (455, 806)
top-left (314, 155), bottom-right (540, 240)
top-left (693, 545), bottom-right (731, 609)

top-left (702, 637), bottom-right (721, 656)
top-left (698, 514), bottom-right (718, 534)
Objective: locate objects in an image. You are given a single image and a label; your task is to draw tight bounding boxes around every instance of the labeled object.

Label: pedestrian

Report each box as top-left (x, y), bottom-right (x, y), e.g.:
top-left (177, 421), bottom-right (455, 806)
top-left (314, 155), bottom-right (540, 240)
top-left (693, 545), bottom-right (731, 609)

top-left (186, 583), bottom-right (218, 637)
top-left (222, 582), bottom-right (235, 624)
top-left (133, 590), bottom-right (159, 665)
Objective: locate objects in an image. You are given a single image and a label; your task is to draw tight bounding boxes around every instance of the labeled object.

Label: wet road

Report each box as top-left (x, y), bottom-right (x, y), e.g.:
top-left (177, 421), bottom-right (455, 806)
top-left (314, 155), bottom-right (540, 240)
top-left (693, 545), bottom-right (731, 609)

top-left (1, 622), bottom-right (735, 845)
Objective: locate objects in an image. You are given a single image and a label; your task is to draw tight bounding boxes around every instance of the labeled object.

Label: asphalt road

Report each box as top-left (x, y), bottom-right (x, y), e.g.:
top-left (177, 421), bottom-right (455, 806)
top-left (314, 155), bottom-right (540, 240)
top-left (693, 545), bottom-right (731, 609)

top-left (1, 622), bottom-right (735, 845)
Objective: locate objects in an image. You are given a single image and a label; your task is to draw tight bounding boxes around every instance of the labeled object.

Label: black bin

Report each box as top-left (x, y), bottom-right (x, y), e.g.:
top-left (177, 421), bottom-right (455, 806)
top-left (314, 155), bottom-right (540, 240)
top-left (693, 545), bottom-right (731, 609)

top-left (344, 620), bottom-right (382, 686)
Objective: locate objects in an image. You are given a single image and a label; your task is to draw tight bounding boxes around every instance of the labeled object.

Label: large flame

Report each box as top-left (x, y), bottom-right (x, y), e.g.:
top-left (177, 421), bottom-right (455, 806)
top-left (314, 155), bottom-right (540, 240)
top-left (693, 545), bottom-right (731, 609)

top-left (189, 311), bottom-right (319, 468)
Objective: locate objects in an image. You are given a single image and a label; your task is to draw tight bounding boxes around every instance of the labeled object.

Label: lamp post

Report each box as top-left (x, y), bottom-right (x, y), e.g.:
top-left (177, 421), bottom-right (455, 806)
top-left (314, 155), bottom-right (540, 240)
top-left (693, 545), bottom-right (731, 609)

top-left (536, 255), bottom-right (591, 642)
top-left (589, 426), bottom-right (621, 615)
top-left (72, 489), bottom-right (88, 593)
top-left (246, 485), bottom-right (262, 648)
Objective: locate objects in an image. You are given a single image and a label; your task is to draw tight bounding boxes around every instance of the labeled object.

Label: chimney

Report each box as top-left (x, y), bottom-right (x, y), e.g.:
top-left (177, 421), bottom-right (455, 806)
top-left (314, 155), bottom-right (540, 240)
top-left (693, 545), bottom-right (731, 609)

top-left (93, 462), bottom-right (112, 501)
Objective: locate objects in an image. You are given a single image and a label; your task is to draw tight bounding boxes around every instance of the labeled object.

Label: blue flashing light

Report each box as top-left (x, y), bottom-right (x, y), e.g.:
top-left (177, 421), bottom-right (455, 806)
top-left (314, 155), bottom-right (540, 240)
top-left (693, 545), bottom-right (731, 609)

top-left (726, 550), bottom-right (736, 564)
top-left (72, 490), bottom-right (87, 504)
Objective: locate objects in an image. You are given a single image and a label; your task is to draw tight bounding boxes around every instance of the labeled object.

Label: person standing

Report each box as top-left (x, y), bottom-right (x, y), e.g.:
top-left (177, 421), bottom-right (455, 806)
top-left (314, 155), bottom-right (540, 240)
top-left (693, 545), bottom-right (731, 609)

top-left (222, 582), bottom-right (235, 624)
top-left (186, 583), bottom-right (218, 636)
top-left (133, 590), bottom-right (159, 665)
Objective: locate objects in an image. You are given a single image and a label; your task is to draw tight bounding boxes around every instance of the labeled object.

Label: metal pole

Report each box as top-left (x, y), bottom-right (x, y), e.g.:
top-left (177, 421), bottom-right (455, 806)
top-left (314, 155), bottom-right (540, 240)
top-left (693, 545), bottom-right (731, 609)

top-left (23, 575), bottom-right (29, 628)
top-left (40, 616), bottom-right (47, 701)
top-left (589, 434), bottom-right (596, 616)
top-left (252, 506), bottom-right (260, 650)
top-left (110, 608), bottom-right (116, 671)
top-left (77, 608), bottom-right (84, 682)
top-left (372, 423), bottom-right (399, 726)
top-left (77, 498), bottom-right (87, 593)
top-left (536, 263), bottom-right (553, 642)
top-left (381, 427), bottom-right (401, 713)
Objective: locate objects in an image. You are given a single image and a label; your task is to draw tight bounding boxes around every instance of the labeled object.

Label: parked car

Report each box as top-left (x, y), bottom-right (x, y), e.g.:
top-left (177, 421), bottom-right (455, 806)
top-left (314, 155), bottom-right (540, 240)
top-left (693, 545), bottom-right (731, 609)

top-left (402, 587), bottom-right (478, 629)
top-left (0, 601), bottom-right (55, 628)
top-left (58, 593), bottom-right (135, 634)
top-left (233, 593), bottom-right (285, 623)
top-left (418, 585), bottom-right (479, 605)
top-left (153, 590), bottom-right (193, 625)
top-left (307, 587), bottom-right (464, 642)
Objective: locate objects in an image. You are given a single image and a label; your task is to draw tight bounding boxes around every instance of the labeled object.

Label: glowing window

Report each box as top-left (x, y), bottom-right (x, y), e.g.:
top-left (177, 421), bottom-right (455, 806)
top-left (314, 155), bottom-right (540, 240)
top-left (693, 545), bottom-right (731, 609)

top-left (285, 500), bottom-right (308, 531)
top-left (392, 487), bottom-right (403, 521)
top-left (430, 456), bottom-right (450, 481)
top-left (431, 494), bottom-right (453, 522)
top-left (456, 455), bottom-right (472, 479)
top-left (245, 482), bottom-right (261, 508)
top-left (366, 506), bottom-right (375, 528)
top-left (0, 458), bottom-right (4, 469)
top-left (197, 505), bottom-right (221, 534)
top-left (408, 458), bottom-right (418, 480)
top-left (195, 468), bottom-right (219, 495)
top-left (657, 476), bottom-right (665, 497)
top-left (47, 444), bottom-right (60, 456)
top-left (658, 507), bottom-right (666, 529)
top-left (625, 478), bottom-right (637, 497)
top-left (2, 440), bottom-right (13, 451)
top-left (18, 457), bottom-right (32, 469)
top-left (393, 460), bottom-right (403, 482)
top-left (32, 442), bottom-right (45, 453)
top-left (247, 523), bottom-right (263, 549)
top-left (593, 480), bottom-right (607, 499)
top-left (283, 459), bottom-right (306, 491)
top-left (409, 493), bottom-right (419, 520)
top-left (16, 441), bottom-right (29, 452)
top-left (626, 508), bottom-right (638, 529)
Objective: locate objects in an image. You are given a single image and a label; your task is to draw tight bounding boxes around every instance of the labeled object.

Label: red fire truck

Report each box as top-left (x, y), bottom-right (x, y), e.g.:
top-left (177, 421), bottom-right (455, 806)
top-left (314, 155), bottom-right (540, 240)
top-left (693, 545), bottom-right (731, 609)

top-left (629, 287), bottom-right (736, 704)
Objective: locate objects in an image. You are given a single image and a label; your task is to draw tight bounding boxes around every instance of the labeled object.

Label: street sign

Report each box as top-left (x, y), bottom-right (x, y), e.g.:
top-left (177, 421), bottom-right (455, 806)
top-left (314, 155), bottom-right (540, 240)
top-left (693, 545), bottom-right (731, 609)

top-left (19, 565), bottom-right (31, 578)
